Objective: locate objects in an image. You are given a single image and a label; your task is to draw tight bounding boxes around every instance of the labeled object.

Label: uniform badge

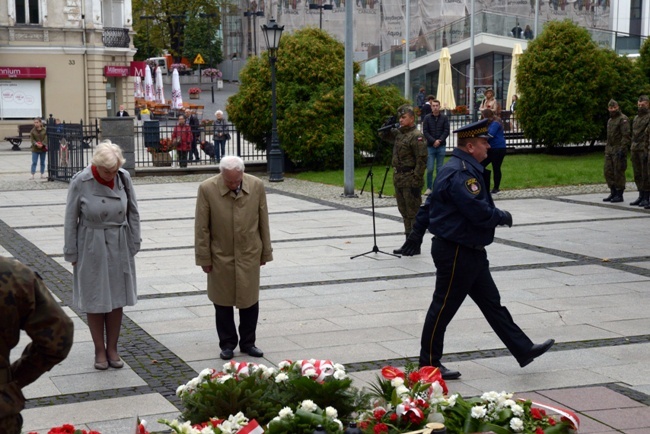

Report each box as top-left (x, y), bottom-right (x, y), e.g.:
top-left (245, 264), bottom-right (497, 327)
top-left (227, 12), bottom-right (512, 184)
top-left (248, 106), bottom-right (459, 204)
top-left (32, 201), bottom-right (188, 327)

top-left (465, 178), bottom-right (480, 195)
top-left (418, 137), bottom-right (423, 141)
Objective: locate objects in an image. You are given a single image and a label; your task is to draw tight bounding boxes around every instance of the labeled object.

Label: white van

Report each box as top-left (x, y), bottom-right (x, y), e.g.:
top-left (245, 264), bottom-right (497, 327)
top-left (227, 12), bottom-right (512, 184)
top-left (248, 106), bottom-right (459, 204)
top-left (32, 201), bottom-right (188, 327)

top-left (147, 57), bottom-right (169, 75)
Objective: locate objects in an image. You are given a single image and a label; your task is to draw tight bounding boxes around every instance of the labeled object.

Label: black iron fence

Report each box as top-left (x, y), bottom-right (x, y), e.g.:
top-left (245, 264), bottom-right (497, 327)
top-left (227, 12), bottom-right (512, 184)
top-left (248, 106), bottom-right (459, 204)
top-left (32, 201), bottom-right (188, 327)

top-left (46, 119), bottom-right (100, 182)
top-left (442, 112), bottom-right (534, 148)
top-left (134, 121), bottom-right (267, 168)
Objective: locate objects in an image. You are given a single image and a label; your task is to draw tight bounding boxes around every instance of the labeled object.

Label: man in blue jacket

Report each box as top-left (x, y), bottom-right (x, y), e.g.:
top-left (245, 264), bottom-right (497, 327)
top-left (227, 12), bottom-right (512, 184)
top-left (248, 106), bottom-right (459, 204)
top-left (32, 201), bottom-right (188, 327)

top-left (397, 119), bottom-right (554, 380)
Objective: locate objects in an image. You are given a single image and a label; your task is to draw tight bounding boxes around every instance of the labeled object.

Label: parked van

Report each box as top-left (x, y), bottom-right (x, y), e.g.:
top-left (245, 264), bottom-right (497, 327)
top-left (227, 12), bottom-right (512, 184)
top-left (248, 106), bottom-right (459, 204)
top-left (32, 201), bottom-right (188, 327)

top-left (147, 57), bottom-right (169, 75)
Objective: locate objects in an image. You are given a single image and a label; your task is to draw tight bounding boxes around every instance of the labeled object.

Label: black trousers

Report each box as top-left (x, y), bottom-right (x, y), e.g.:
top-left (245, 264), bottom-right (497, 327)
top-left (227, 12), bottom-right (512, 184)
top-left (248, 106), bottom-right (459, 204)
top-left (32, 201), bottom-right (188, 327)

top-left (419, 237), bottom-right (533, 367)
top-left (214, 302), bottom-right (259, 351)
top-left (482, 148), bottom-right (507, 190)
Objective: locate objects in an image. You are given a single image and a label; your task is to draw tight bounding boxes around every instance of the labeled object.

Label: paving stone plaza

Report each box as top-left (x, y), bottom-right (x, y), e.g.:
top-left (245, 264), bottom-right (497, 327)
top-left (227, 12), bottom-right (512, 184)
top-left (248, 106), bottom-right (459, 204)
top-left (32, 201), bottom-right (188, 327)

top-left (2, 113), bottom-right (650, 432)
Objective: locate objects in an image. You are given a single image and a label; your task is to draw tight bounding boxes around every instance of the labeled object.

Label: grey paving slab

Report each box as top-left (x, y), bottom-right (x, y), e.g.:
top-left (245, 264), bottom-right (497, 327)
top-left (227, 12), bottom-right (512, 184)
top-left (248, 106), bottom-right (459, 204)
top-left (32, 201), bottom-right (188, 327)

top-left (51, 368), bottom-right (147, 394)
top-left (88, 412), bottom-right (182, 434)
top-left (287, 326), bottom-right (412, 350)
top-left (264, 342), bottom-right (403, 365)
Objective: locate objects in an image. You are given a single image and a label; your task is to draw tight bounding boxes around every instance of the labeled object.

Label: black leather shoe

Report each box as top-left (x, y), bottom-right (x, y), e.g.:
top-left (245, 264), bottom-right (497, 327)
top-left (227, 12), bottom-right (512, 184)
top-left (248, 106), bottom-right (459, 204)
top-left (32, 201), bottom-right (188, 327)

top-left (437, 364), bottom-right (462, 380)
top-left (242, 346), bottom-right (264, 357)
top-left (220, 348), bottom-right (234, 360)
top-left (393, 247), bottom-right (420, 255)
top-left (519, 339), bottom-right (555, 367)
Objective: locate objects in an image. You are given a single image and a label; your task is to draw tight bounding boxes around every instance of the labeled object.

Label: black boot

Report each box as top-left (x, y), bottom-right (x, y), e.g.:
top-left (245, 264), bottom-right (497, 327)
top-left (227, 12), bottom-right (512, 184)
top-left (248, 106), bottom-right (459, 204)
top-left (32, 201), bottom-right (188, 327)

top-left (603, 187), bottom-right (615, 202)
top-left (610, 189), bottom-right (624, 203)
top-left (639, 191), bottom-right (650, 208)
top-left (630, 192), bottom-right (643, 206)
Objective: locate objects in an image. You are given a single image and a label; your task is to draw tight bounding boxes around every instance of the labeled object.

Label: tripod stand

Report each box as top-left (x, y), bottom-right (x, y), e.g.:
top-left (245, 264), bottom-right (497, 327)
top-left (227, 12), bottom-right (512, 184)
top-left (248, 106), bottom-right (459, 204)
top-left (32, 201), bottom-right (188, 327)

top-left (351, 142), bottom-right (400, 260)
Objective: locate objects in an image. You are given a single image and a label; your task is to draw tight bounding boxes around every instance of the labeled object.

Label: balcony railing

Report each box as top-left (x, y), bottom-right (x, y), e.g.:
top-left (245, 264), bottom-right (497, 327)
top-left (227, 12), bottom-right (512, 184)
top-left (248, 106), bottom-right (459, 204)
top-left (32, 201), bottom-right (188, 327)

top-left (102, 27), bottom-right (130, 48)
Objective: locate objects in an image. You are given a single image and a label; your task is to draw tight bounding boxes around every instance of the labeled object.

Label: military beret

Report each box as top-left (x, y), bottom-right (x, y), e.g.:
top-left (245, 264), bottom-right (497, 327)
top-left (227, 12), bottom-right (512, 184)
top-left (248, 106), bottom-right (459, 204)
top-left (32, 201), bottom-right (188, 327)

top-left (608, 99), bottom-right (619, 107)
top-left (453, 118), bottom-right (492, 139)
top-left (397, 105), bottom-right (414, 117)
top-left (639, 95), bottom-right (649, 102)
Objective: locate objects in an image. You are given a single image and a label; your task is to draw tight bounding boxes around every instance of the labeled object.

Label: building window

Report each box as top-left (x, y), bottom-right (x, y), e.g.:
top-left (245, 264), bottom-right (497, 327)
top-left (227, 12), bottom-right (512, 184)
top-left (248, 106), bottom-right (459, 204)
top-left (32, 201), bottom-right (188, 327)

top-left (15, 0), bottom-right (40, 24)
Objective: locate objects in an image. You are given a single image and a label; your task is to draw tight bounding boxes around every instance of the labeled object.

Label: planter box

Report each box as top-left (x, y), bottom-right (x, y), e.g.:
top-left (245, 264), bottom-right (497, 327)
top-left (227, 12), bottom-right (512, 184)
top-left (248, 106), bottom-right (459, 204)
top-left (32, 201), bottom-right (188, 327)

top-left (152, 152), bottom-right (172, 167)
top-left (189, 93), bottom-right (200, 99)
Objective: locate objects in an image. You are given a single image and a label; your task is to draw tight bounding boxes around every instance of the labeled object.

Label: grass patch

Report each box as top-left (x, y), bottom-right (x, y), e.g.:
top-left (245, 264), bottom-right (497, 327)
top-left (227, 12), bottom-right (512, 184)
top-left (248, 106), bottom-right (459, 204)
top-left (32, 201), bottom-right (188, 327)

top-left (288, 150), bottom-right (629, 197)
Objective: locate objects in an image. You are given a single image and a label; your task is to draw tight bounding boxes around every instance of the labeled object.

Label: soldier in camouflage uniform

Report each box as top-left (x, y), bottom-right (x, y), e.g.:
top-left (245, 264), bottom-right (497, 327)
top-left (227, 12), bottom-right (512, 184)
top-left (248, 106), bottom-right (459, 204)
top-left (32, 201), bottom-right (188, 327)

top-left (0, 256), bottom-right (74, 433)
top-left (604, 99), bottom-right (631, 203)
top-left (380, 105), bottom-right (427, 254)
top-left (629, 96), bottom-right (650, 207)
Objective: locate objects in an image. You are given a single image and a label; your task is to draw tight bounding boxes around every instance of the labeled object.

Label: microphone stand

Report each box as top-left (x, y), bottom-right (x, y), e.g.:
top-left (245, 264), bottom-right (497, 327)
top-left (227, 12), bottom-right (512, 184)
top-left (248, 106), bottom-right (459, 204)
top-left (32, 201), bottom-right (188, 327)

top-left (352, 126), bottom-right (400, 260)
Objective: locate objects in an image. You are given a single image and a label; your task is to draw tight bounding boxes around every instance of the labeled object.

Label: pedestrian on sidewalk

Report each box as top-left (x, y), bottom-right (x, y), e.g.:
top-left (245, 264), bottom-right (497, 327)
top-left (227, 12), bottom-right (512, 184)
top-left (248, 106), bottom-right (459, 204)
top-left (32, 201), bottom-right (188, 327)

top-left (629, 95), bottom-right (650, 206)
top-left (29, 117), bottom-right (48, 180)
top-left (213, 110), bottom-right (229, 162)
top-left (195, 156), bottom-right (273, 360)
top-left (63, 141), bottom-right (141, 371)
top-left (481, 108), bottom-right (507, 194)
top-left (422, 98), bottom-right (450, 195)
top-left (396, 119), bottom-right (554, 380)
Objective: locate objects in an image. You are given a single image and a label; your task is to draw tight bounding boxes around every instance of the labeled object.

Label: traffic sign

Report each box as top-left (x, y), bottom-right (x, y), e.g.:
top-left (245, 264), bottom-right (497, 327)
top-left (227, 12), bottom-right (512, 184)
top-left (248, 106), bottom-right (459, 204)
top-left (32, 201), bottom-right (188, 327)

top-left (193, 54), bottom-right (205, 65)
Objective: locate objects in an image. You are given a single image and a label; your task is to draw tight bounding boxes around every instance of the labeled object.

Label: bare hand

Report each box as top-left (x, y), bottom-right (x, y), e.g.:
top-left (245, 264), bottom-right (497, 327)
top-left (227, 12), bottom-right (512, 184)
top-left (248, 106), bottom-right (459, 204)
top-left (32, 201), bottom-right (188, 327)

top-left (201, 265), bottom-right (212, 273)
top-left (260, 261), bottom-right (266, 266)
top-left (434, 140), bottom-right (441, 148)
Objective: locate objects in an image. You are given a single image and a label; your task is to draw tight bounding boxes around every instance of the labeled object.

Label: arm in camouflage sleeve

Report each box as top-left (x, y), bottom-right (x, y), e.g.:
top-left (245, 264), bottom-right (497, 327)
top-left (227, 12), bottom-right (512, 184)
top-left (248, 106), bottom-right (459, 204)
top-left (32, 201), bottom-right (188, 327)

top-left (621, 117), bottom-right (632, 151)
top-left (11, 272), bottom-right (73, 389)
top-left (413, 134), bottom-right (428, 181)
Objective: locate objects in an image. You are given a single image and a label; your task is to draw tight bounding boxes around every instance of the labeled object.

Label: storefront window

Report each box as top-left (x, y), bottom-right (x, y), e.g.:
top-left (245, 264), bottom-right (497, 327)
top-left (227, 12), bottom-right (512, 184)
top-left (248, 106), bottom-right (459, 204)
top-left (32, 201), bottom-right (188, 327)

top-left (15, 0), bottom-right (40, 24)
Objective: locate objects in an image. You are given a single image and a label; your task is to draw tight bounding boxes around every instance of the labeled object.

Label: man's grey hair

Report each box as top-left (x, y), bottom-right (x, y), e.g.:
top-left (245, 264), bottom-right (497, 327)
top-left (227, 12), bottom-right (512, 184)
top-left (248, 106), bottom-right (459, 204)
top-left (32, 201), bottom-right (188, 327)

top-left (215, 110), bottom-right (223, 116)
top-left (220, 155), bottom-right (245, 172)
top-left (91, 140), bottom-right (126, 169)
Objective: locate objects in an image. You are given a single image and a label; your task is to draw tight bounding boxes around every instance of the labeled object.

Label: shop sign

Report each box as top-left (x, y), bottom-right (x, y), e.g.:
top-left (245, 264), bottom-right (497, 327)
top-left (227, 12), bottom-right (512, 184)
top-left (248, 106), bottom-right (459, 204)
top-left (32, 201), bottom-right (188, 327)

top-left (104, 65), bottom-right (130, 77)
top-left (0, 66), bottom-right (47, 79)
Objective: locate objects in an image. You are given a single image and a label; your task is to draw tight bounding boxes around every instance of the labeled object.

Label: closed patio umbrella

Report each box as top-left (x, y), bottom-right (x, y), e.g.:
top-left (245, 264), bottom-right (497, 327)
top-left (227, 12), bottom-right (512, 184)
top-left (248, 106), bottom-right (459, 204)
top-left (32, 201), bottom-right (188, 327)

top-left (144, 65), bottom-right (155, 102)
top-left (134, 75), bottom-right (144, 98)
top-left (155, 67), bottom-right (165, 104)
top-left (506, 43), bottom-right (523, 111)
top-left (171, 68), bottom-right (183, 111)
top-left (436, 48), bottom-right (456, 111)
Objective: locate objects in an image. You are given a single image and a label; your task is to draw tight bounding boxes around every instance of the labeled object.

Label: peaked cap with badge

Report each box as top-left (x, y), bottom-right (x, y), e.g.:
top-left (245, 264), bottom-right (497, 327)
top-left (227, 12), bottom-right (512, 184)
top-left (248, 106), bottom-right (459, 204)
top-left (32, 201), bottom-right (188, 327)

top-left (453, 118), bottom-right (492, 139)
top-left (397, 104), bottom-right (415, 117)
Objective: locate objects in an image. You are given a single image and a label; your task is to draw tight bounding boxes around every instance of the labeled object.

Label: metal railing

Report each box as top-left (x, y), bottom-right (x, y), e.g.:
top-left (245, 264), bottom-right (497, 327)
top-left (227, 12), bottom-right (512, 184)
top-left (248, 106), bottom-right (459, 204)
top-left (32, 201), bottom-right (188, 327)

top-left (431, 112), bottom-right (533, 149)
top-left (134, 121), bottom-right (267, 168)
top-left (46, 119), bottom-right (101, 182)
top-left (102, 27), bottom-right (131, 48)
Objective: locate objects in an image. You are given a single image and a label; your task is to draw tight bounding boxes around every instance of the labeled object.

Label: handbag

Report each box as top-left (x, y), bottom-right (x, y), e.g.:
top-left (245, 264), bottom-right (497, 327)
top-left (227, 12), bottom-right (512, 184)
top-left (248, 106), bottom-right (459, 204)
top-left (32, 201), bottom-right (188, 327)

top-left (224, 132), bottom-right (231, 141)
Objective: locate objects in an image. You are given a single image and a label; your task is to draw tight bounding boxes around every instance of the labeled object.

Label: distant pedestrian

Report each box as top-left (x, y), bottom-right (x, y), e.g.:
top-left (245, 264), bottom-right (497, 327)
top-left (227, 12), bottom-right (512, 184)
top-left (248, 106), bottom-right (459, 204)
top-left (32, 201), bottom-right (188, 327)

top-left (115, 105), bottom-right (129, 117)
top-left (64, 141), bottom-right (141, 370)
top-left (603, 99), bottom-right (630, 203)
top-left (481, 108), bottom-right (507, 194)
top-left (396, 119), bottom-right (554, 380)
top-left (524, 25), bottom-right (534, 40)
top-left (630, 95), bottom-right (650, 206)
top-left (213, 110), bottom-right (229, 162)
top-left (479, 88), bottom-right (498, 114)
top-left (422, 99), bottom-right (450, 194)
top-left (186, 109), bottom-right (201, 162)
top-left (416, 87), bottom-right (426, 111)
top-left (172, 115), bottom-right (193, 168)
top-left (195, 156), bottom-right (273, 360)
top-left (420, 95), bottom-right (435, 123)
top-left (511, 23), bottom-right (523, 38)
top-left (29, 117), bottom-right (47, 180)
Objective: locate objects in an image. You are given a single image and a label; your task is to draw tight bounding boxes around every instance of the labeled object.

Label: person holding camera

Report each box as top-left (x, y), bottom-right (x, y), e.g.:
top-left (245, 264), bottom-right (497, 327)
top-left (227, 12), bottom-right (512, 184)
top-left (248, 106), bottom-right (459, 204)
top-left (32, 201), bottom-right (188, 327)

top-left (396, 119), bottom-right (554, 380)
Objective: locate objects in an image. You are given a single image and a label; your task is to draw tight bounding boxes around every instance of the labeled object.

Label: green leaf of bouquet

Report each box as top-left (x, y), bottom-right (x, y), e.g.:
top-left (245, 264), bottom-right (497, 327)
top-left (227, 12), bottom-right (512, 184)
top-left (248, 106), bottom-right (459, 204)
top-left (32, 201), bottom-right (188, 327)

top-left (543, 423), bottom-right (574, 434)
top-left (476, 421), bottom-right (512, 434)
top-left (462, 412), bottom-right (480, 433)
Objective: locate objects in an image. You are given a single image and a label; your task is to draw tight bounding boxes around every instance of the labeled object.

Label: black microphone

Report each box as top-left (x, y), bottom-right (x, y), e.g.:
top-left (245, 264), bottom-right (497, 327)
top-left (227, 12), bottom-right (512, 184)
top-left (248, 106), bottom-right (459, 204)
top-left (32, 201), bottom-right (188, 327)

top-left (377, 122), bottom-right (400, 132)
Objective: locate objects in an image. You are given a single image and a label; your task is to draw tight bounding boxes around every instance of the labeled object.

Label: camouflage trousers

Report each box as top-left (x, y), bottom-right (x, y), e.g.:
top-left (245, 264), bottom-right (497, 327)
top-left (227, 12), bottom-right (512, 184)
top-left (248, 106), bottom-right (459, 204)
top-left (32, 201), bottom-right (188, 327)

top-left (0, 414), bottom-right (22, 434)
top-left (604, 153), bottom-right (627, 190)
top-left (395, 186), bottom-right (422, 234)
top-left (630, 150), bottom-right (650, 191)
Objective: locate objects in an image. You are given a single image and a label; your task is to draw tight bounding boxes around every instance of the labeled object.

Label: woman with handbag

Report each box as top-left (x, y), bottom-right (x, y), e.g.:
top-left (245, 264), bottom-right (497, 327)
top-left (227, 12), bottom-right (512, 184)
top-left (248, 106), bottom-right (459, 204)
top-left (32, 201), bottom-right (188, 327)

top-left (213, 110), bottom-right (229, 162)
top-left (481, 108), bottom-right (507, 194)
top-left (63, 141), bottom-right (141, 370)
top-left (29, 117), bottom-right (48, 180)
top-left (172, 115), bottom-right (194, 168)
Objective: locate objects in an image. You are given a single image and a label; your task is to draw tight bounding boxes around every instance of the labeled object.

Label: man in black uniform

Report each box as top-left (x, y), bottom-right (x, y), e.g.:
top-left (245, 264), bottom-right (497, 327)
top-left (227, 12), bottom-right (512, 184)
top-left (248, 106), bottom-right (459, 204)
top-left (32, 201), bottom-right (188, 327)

top-left (397, 119), bottom-right (554, 380)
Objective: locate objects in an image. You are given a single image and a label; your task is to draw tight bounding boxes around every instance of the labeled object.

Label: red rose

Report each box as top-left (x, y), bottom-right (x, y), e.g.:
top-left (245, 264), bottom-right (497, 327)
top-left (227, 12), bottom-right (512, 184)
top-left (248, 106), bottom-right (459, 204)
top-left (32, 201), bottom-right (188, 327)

top-left (390, 413), bottom-right (398, 422)
top-left (535, 428), bottom-right (544, 434)
top-left (374, 423), bottom-right (389, 433)
top-left (374, 408), bottom-right (387, 419)
top-left (408, 371), bottom-right (421, 384)
top-left (549, 418), bottom-right (556, 426)
top-left (531, 408), bottom-right (544, 420)
top-left (359, 421), bottom-right (370, 429)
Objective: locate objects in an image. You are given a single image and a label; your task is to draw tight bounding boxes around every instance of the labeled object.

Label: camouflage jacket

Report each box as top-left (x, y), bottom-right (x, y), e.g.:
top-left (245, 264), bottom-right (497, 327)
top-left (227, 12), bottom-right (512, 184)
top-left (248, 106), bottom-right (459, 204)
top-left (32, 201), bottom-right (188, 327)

top-left (0, 257), bottom-right (74, 418)
top-left (606, 112), bottom-right (631, 155)
top-left (382, 125), bottom-right (427, 188)
top-left (631, 111), bottom-right (650, 152)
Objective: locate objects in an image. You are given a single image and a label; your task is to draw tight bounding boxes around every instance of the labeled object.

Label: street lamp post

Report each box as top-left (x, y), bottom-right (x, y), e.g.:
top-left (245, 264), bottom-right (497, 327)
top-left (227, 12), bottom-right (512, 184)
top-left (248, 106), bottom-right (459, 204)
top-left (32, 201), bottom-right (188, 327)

top-left (244, 10), bottom-right (265, 56)
top-left (308, 1), bottom-right (333, 30)
top-left (140, 15), bottom-right (155, 58)
top-left (170, 14), bottom-right (186, 63)
top-left (261, 19), bottom-right (285, 182)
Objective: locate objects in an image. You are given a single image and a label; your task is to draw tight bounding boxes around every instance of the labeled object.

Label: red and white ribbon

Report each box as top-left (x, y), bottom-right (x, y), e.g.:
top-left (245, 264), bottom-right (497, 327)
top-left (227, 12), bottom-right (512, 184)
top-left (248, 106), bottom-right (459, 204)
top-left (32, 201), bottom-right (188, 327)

top-left (396, 400), bottom-right (425, 421)
top-left (226, 361), bottom-right (257, 377)
top-left (298, 359), bottom-right (335, 382)
top-left (238, 419), bottom-right (264, 434)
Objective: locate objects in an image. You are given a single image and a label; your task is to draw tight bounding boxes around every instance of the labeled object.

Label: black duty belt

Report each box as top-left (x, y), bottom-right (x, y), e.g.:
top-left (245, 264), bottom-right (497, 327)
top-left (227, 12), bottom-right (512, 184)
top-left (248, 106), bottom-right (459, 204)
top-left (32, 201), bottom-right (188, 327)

top-left (394, 166), bottom-right (415, 174)
top-left (434, 236), bottom-right (485, 251)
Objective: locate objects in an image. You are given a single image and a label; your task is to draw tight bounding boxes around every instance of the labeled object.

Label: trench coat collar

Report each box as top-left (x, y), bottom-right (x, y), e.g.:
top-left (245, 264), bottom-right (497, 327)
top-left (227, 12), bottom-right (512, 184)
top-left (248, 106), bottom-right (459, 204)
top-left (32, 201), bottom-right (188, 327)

top-left (78, 165), bottom-right (122, 198)
top-left (217, 172), bottom-right (250, 198)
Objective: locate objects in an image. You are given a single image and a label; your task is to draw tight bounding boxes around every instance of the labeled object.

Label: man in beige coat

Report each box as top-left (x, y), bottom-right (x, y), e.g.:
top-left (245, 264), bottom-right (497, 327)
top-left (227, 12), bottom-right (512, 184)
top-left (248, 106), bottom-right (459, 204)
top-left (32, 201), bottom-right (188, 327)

top-left (195, 156), bottom-right (273, 360)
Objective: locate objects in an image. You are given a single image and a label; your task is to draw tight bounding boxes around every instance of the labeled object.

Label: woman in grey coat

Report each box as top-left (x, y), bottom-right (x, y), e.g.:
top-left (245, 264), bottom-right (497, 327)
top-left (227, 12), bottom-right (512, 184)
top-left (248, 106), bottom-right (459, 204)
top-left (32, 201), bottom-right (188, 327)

top-left (64, 141), bottom-right (141, 370)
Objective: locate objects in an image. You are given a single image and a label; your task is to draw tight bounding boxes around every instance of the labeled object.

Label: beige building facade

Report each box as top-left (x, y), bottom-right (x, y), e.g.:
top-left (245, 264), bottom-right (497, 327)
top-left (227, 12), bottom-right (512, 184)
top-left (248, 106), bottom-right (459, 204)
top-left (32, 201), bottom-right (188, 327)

top-left (0, 0), bottom-right (136, 138)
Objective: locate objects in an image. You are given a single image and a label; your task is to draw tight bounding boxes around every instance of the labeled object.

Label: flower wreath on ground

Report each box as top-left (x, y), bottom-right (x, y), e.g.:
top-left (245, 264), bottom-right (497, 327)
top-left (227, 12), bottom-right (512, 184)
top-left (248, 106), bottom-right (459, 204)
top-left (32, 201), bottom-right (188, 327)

top-left (165, 359), bottom-right (361, 433)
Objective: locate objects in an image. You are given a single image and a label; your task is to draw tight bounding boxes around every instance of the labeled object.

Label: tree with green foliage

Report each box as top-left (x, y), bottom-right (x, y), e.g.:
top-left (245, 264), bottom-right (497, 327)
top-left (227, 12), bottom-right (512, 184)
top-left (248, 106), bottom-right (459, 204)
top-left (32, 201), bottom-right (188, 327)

top-left (132, 0), bottom-right (220, 62)
top-left (517, 20), bottom-right (648, 146)
top-left (639, 37), bottom-right (650, 85)
top-left (183, 15), bottom-right (223, 68)
top-left (226, 28), bottom-right (408, 170)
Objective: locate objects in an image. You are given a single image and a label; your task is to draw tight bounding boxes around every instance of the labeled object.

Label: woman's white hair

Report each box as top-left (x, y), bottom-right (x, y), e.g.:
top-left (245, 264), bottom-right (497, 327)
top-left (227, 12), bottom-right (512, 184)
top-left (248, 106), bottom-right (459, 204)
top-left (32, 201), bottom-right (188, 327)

top-left (215, 110), bottom-right (223, 116)
top-left (219, 155), bottom-right (245, 172)
top-left (91, 140), bottom-right (126, 169)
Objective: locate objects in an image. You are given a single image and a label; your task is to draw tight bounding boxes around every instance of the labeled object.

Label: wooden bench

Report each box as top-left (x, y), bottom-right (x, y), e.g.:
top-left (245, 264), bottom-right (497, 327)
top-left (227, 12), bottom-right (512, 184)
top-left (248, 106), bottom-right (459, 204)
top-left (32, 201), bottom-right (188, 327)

top-left (4, 124), bottom-right (33, 151)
